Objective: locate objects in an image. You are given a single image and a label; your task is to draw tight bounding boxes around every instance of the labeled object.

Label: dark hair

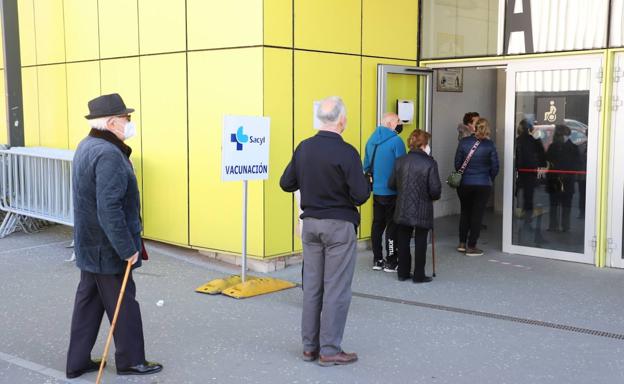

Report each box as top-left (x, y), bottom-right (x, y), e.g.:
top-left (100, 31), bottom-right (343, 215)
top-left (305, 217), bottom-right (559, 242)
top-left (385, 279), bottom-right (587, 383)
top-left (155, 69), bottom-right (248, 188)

top-left (517, 119), bottom-right (533, 135)
top-left (463, 112), bottom-right (480, 125)
top-left (408, 129), bottom-right (430, 150)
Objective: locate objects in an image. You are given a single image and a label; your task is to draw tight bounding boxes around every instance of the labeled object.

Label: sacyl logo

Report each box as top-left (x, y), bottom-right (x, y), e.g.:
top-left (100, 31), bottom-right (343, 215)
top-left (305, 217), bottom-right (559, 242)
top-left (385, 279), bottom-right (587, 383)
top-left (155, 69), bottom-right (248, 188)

top-left (230, 126), bottom-right (266, 151)
top-left (231, 126), bottom-right (249, 151)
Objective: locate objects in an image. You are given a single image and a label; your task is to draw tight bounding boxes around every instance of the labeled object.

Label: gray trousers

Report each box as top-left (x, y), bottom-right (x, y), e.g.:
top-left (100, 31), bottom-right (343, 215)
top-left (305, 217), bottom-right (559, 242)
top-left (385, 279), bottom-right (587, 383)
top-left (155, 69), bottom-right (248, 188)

top-left (301, 218), bottom-right (358, 356)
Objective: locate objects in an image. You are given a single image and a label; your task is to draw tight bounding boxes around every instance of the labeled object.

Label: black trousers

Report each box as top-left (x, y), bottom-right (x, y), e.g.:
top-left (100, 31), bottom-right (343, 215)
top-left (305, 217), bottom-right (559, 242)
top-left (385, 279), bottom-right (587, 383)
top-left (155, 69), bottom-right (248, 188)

top-left (67, 270), bottom-right (146, 373)
top-left (458, 185), bottom-right (491, 247)
top-left (371, 195), bottom-right (397, 263)
top-left (397, 225), bottom-right (429, 280)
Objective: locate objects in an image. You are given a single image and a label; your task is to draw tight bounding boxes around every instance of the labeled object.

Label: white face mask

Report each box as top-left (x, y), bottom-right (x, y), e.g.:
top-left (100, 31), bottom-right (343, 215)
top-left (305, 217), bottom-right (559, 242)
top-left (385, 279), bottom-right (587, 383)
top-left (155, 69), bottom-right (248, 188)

top-left (424, 145), bottom-right (431, 155)
top-left (123, 121), bottom-right (136, 140)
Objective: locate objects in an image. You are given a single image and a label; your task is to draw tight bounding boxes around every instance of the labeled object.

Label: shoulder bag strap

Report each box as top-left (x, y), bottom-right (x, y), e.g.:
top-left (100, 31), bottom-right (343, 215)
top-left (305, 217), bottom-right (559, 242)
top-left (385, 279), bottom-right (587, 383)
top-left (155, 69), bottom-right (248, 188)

top-left (369, 136), bottom-right (395, 173)
top-left (458, 140), bottom-right (481, 174)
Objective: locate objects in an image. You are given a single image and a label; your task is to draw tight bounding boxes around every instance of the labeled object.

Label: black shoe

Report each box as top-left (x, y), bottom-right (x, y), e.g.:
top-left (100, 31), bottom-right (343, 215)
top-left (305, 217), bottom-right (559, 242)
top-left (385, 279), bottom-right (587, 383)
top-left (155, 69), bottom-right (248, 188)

top-left (372, 260), bottom-right (384, 271)
top-left (383, 261), bottom-right (398, 273)
top-left (413, 276), bottom-right (433, 283)
top-left (117, 361), bottom-right (163, 376)
top-left (66, 359), bottom-right (105, 379)
top-left (398, 274), bottom-right (411, 282)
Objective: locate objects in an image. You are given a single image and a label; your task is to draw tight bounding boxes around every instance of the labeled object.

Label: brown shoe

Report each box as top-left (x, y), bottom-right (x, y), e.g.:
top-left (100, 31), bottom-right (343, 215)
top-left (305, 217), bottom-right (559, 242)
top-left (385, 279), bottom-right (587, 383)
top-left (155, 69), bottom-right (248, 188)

top-left (302, 350), bottom-right (319, 362)
top-left (318, 351), bottom-right (358, 367)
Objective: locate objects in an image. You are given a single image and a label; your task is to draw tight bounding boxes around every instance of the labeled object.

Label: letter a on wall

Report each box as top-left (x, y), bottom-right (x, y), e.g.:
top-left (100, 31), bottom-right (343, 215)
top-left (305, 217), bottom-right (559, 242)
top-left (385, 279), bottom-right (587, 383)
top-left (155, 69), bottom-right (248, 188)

top-left (504, 0), bottom-right (534, 54)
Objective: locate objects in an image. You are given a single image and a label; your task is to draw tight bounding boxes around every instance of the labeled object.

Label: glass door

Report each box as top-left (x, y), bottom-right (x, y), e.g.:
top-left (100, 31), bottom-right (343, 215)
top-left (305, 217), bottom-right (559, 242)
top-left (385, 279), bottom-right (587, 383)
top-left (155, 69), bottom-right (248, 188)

top-left (503, 55), bottom-right (603, 263)
top-left (607, 53), bottom-right (624, 268)
top-left (377, 65), bottom-right (433, 133)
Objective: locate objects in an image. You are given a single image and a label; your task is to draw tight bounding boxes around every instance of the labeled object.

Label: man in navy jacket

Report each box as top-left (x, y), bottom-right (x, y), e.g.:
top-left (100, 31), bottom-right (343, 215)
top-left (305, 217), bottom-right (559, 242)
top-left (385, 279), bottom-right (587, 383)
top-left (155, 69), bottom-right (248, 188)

top-left (281, 96), bottom-right (370, 366)
top-left (66, 94), bottom-right (162, 378)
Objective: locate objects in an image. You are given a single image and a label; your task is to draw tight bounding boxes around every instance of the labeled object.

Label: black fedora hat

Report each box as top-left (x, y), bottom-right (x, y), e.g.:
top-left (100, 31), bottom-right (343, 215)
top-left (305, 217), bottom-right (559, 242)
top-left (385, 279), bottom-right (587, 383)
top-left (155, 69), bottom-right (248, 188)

top-left (84, 93), bottom-right (135, 119)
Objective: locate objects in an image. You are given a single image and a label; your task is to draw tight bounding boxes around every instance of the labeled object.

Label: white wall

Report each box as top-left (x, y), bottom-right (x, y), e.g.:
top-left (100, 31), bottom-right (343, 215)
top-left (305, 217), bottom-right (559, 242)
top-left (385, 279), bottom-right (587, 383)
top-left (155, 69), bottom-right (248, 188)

top-left (432, 67), bottom-right (500, 218)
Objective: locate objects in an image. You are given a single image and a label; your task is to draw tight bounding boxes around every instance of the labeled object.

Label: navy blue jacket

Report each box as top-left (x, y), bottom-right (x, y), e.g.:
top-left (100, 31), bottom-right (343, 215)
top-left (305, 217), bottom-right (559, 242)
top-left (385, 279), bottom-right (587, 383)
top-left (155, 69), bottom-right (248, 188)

top-left (280, 131), bottom-right (370, 226)
top-left (362, 126), bottom-right (406, 196)
top-left (72, 133), bottom-right (142, 274)
top-left (454, 135), bottom-right (499, 186)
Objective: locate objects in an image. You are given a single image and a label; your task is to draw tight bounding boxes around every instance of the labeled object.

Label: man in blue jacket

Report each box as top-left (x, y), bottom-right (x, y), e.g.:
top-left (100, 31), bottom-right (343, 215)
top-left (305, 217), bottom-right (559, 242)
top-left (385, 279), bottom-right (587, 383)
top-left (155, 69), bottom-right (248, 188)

top-left (66, 94), bottom-right (162, 378)
top-left (363, 113), bottom-right (407, 272)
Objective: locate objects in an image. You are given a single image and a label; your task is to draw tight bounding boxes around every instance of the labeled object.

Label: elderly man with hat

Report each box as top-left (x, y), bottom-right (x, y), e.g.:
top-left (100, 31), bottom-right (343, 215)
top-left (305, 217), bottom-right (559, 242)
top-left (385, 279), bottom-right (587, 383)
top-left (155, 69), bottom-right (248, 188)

top-left (66, 94), bottom-right (162, 378)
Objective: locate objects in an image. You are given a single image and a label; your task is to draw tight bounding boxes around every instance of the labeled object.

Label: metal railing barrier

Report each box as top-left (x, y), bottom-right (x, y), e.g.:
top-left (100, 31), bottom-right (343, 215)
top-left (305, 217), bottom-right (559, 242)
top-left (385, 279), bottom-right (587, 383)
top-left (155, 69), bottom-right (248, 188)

top-left (0, 147), bottom-right (74, 238)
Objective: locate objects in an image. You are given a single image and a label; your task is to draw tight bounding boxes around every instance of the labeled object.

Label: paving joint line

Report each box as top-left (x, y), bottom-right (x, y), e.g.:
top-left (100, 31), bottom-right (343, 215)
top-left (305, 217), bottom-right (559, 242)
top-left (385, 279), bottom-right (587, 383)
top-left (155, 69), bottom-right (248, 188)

top-left (0, 240), bottom-right (71, 255)
top-left (350, 290), bottom-right (624, 341)
top-left (0, 351), bottom-right (91, 384)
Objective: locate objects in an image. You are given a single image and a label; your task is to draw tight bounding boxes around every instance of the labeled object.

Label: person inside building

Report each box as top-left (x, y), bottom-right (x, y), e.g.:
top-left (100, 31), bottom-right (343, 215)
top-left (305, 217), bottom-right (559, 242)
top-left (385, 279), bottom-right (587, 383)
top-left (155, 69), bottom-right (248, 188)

top-left (457, 111), bottom-right (480, 140)
top-left (362, 112), bottom-right (406, 272)
top-left (515, 119), bottom-right (547, 223)
top-left (546, 124), bottom-right (580, 233)
top-left (388, 129), bottom-right (441, 283)
top-left (454, 118), bottom-right (499, 257)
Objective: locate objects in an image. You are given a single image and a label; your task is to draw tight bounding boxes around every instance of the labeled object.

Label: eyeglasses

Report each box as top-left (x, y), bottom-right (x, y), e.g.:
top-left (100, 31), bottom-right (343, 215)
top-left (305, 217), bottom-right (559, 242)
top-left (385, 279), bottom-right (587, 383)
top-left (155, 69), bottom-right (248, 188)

top-left (117, 114), bottom-right (131, 121)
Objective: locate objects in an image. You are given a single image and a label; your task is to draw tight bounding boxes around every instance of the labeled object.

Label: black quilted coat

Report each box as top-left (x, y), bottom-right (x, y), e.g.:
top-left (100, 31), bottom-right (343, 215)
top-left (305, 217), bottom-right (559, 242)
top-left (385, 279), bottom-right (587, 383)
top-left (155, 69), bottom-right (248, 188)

top-left (388, 150), bottom-right (442, 229)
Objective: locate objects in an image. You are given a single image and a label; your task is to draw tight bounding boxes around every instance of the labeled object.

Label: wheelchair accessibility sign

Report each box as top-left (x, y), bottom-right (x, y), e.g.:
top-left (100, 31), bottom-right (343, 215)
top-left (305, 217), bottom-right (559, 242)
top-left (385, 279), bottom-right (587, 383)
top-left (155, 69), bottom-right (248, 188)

top-left (537, 97), bottom-right (565, 125)
top-left (222, 115), bottom-right (270, 181)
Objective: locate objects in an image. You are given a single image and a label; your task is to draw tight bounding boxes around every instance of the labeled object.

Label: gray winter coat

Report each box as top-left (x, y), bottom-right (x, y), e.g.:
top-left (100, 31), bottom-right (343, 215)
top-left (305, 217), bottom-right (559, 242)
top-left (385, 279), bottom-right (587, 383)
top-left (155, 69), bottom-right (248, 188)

top-left (72, 135), bottom-right (142, 274)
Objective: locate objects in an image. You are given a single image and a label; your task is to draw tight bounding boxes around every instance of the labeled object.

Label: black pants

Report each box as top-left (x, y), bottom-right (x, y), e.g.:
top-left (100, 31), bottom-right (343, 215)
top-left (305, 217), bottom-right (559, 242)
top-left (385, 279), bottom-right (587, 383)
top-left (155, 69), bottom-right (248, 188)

top-left (67, 270), bottom-right (146, 373)
top-left (397, 225), bottom-right (428, 280)
top-left (371, 195), bottom-right (397, 263)
top-left (458, 185), bottom-right (491, 247)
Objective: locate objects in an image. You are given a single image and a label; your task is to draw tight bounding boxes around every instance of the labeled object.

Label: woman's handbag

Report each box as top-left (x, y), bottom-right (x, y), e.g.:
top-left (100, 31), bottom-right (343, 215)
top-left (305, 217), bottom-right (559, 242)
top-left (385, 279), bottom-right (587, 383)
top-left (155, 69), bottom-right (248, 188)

top-left (447, 140), bottom-right (481, 188)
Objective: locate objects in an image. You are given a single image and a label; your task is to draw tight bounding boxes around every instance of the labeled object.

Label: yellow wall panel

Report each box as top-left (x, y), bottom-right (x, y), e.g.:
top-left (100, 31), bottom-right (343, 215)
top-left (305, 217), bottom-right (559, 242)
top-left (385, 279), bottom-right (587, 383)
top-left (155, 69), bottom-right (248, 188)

top-left (294, 51), bottom-right (361, 148)
top-left (360, 57), bottom-right (415, 237)
top-left (293, 51), bottom-right (360, 247)
top-left (64, 0), bottom-right (99, 62)
top-left (140, 53), bottom-right (188, 245)
top-left (362, 0), bottom-right (418, 60)
top-left (37, 65), bottom-right (67, 149)
top-left (264, 0), bottom-right (292, 47)
top-left (187, 0), bottom-right (262, 51)
top-left (100, 58), bottom-right (143, 208)
top-left (99, 0), bottom-right (139, 58)
top-left (138, 0), bottom-right (185, 54)
top-left (264, 48), bottom-right (293, 256)
top-left (67, 62), bottom-right (100, 149)
top-left (34, 0), bottom-right (65, 64)
top-left (22, 68), bottom-right (39, 146)
top-left (294, 0), bottom-right (361, 54)
top-left (18, 0), bottom-right (37, 66)
top-left (188, 48), bottom-right (264, 256)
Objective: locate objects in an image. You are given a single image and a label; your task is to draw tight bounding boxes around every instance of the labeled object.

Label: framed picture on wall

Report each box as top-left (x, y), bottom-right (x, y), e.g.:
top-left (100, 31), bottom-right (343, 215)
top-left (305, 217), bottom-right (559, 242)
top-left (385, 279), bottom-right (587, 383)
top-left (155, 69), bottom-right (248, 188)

top-left (436, 68), bottom-right (463, 92)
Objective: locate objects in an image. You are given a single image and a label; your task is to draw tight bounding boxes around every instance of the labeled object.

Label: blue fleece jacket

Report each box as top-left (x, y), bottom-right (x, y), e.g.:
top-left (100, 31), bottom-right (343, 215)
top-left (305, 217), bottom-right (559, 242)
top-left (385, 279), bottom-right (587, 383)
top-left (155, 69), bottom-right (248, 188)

top-left (363, 126), bottom-right (406, 196)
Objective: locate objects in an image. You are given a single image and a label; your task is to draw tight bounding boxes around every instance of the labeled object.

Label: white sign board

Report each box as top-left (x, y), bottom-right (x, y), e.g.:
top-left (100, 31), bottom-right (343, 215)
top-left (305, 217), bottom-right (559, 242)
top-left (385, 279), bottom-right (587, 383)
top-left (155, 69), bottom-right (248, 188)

top-left (222, 115), bottom-right (270, 181)
top-left (313, 101), bottom-right (322, 129)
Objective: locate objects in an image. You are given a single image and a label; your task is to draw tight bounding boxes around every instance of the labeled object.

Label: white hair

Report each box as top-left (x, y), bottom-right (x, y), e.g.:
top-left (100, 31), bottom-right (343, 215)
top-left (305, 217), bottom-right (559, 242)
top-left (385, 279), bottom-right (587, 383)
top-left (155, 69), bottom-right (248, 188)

top-left (316, 96), bottom-right (346, 125)
top-left (88, 117), bottom-right (110, 130)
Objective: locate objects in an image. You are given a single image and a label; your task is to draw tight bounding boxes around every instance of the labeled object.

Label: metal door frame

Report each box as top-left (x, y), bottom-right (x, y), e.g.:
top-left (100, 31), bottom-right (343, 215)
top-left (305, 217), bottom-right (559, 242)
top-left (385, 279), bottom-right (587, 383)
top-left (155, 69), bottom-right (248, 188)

top-left (607, 52), bottom-right (624, 268)
top-left (503, 55), bottom-right (603, 264)
top-left (376, 65), bottom-right (433, 132)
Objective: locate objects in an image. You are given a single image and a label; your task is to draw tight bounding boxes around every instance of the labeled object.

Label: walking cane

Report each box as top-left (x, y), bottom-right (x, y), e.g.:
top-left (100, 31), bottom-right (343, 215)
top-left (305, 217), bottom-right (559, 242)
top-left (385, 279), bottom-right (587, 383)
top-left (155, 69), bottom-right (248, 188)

top-left (96, 260), bottom-right (132, 384)
top-left (431, 229), bottom-right (436, 277)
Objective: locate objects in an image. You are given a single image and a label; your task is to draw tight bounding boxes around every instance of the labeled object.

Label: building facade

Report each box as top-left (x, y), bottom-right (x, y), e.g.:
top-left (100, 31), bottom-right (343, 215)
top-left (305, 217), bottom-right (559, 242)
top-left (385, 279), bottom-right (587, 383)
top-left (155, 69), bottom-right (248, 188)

top-left (1, 0), bottom-right (623, 269)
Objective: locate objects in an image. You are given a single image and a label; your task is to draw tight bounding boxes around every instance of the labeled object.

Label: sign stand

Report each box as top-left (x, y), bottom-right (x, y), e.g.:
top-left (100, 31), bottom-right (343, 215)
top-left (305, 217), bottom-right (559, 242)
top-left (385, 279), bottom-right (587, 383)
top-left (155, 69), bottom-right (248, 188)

top-left (195, 115), bottom-right (295, 298)
top-left (241, 180), bottom-right (248, 282)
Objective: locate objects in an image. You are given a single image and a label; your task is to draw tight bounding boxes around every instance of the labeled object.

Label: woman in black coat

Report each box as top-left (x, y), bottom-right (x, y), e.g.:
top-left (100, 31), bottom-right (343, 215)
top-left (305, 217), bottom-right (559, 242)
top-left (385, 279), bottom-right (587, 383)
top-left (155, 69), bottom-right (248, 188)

top-left (388, 129), bottom-right (441, 283)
